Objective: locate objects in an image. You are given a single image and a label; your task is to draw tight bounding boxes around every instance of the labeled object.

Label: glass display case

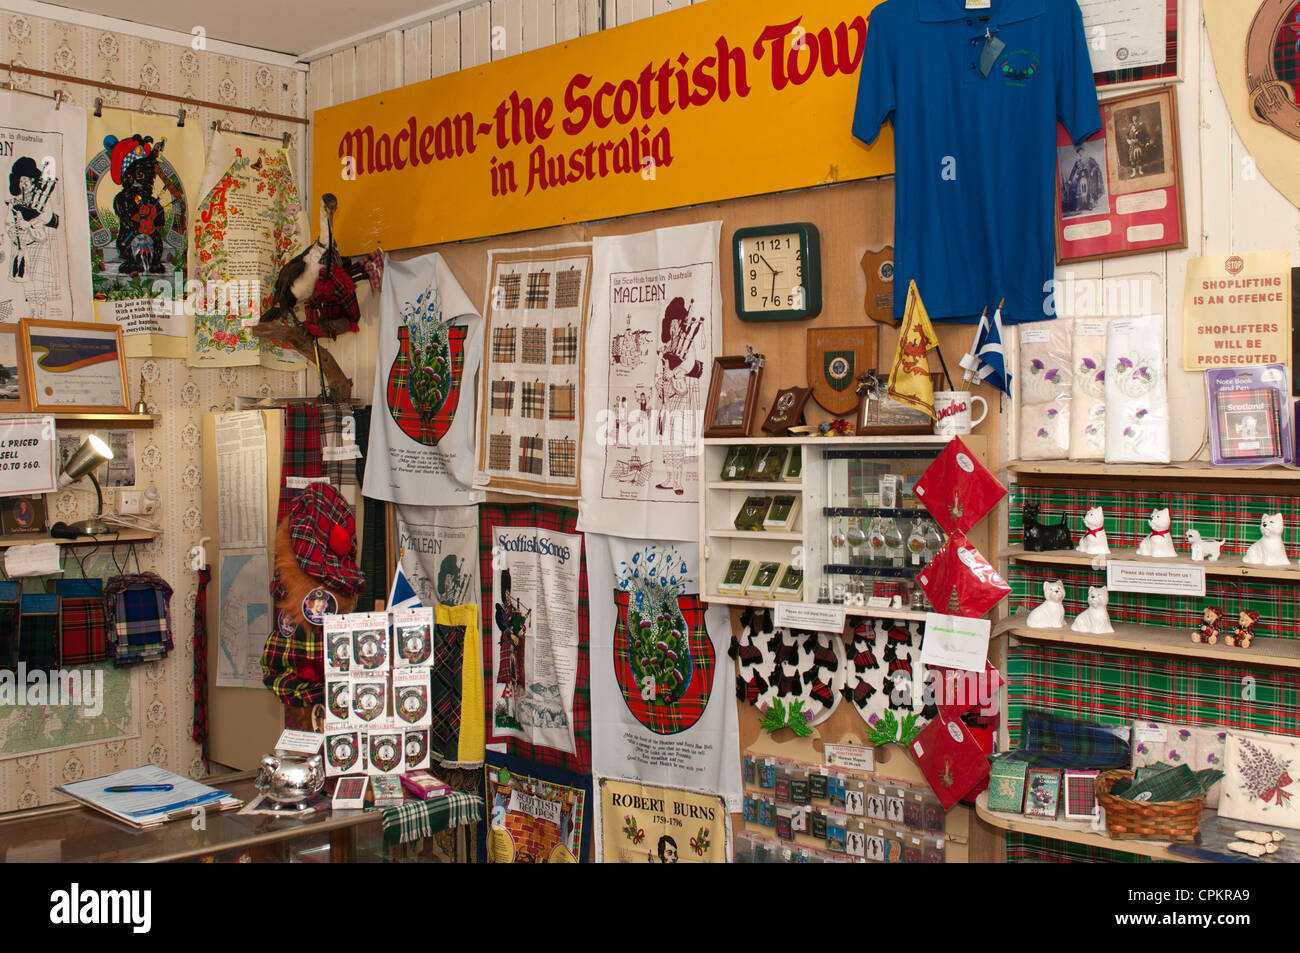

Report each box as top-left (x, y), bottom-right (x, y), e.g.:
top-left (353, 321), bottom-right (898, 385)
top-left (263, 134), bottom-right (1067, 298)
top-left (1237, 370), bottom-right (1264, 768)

top-left (701, 435), bottom-right (986, 620)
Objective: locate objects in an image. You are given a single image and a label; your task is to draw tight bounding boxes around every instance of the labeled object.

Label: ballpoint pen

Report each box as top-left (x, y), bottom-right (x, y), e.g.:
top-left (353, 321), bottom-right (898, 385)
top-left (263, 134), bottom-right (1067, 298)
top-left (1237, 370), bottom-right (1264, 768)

top-left (104, 784), bottom-right (174, 793)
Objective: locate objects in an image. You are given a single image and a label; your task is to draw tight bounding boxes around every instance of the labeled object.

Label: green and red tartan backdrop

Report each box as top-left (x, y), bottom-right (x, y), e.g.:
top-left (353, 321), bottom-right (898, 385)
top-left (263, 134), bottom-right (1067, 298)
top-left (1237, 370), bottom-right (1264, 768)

top-left (478, 503), bottom-right (591, 775)
top-left (1005, 482), bottom-right (1300, 862)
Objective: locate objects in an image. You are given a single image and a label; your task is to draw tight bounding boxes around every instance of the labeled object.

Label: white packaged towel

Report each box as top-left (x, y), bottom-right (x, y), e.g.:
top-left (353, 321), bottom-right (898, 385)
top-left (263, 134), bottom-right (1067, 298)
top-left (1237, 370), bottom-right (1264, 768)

top-left (1069, 318), bottom-right (1110, 460)
top-left (1104, 314), bottom-right (1170, 464)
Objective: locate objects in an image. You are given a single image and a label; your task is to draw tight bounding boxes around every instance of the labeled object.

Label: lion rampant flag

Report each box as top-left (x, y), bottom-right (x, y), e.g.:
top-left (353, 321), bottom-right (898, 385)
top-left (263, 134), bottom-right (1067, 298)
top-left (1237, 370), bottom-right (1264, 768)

top-left (888, 280), bottom-right (941, 419)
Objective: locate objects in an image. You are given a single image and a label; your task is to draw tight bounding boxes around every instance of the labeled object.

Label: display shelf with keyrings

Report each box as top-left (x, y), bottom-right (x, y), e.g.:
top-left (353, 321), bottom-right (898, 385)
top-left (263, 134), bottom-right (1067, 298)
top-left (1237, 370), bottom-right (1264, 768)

top-left (700, 435), bottom-right (988, 618)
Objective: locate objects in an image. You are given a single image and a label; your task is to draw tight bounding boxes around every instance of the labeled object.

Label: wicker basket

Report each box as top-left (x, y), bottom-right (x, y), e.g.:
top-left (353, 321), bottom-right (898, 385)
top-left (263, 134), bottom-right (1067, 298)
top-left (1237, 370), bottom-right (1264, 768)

top-left (1095, 769), bottom-right (1204, 843)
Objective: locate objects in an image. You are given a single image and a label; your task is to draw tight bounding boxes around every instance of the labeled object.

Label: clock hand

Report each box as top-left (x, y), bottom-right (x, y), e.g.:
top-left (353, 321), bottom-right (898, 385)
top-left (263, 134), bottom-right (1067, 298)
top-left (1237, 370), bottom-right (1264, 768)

top-left (758, 255), bottom-right (778, 275)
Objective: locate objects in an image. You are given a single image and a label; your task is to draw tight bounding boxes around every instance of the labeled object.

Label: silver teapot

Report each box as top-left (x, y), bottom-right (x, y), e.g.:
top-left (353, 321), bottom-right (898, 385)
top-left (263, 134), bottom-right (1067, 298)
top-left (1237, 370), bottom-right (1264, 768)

top-left (255, 752), bottom-right (325, 809)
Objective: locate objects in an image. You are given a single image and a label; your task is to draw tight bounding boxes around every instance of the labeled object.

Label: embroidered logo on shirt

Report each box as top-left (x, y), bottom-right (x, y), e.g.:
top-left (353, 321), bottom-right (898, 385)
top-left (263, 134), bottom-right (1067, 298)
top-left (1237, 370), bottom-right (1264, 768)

top-left (999, 50), bottom-right (1040, 86)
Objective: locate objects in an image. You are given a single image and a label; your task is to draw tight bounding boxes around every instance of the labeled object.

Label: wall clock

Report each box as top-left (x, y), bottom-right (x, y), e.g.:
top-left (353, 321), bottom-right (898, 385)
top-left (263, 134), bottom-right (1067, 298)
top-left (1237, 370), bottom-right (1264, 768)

top-left (732, 222), bottom-right (822, 321)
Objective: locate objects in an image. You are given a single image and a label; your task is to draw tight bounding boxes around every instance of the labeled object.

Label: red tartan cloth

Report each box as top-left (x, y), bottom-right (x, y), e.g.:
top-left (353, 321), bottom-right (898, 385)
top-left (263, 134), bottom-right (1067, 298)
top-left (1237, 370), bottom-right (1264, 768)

top-left (612, 591), bottom-right (714, 736)
top-left (304, 264), bottom-right (360, 337)
top-left (386, 325), bottom-right (468, 447)
top-left (479, 503), bottom-right (591, 775)
top-left (277, 402), bottom-right (322, 523)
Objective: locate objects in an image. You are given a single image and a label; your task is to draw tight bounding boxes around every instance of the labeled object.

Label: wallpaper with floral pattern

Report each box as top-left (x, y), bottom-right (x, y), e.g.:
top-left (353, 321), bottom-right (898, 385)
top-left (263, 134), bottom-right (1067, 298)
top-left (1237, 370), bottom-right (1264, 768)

top-left (0, 10), bottom-right (308, 811)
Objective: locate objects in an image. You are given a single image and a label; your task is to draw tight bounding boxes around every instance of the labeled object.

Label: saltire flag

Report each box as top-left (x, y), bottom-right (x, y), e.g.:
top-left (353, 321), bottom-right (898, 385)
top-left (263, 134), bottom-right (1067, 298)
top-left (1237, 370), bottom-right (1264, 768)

top-left (959, 303), bottom-right (1012, 397)
top-left (888, 279), bottom-right (941, 419)
top-left (388, 547), bottom-right (421, 610)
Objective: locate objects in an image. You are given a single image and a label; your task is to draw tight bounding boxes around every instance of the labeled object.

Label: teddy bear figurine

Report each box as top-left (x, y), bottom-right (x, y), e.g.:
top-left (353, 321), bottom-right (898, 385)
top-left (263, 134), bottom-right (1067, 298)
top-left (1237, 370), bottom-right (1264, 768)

top-left (1224, 610), bottom-right (1261, 649)
top-left (1191, 605), bottom-right (1224, 646)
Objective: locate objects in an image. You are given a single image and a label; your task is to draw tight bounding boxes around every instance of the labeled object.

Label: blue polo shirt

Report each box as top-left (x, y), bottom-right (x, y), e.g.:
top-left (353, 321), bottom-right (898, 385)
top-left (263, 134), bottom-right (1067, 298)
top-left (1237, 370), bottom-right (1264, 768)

top-left (853, 0), bottom-right (1101, 323)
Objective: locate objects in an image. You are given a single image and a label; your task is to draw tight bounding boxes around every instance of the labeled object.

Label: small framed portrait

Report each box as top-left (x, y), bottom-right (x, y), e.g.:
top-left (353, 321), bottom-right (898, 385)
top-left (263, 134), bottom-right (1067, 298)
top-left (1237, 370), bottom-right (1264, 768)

top-left (703, 355), bottom-right (763, 438)
top-left (1, 494), bottom-right (47, 535)
top-left (0, 324), bottom-right (30, 413)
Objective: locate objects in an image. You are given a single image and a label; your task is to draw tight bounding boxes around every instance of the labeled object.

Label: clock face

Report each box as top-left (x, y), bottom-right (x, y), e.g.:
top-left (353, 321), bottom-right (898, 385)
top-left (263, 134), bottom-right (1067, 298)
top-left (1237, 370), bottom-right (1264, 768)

top-left (739, 232), bottom-right (806, 313)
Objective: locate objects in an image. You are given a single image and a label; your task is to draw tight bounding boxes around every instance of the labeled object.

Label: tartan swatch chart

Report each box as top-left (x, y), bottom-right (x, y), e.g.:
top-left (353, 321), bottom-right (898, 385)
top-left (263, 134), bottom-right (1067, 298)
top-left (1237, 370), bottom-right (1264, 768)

top-left (476, 245), bottom-right (592, 498)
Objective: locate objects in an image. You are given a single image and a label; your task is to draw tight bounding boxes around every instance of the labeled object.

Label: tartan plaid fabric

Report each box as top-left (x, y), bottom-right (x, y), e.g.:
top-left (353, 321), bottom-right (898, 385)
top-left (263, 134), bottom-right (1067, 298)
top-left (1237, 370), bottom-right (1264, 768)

top-left (492, 326), bottom-right (517, 363)
top-left (552, 326), bottom-right (578, 364)
top-left (319, 404), bottom-right (359, 489)
top-left (488, 434), bottom-right (511, 472)
top-left (193, 565), bottom-right (211, 771)
top-left (261, 616), bottom-right (323, 706)
top-left (548, 438), bottom-right (576, 479)
top-left (490, 380), bottom-right (515, 416)
top-left (518, 436), bottom-right (544, 475)
top-left (277, 402), bottom-right (322, 522)
top-left (520, 381), bottom-right (545, 420)
top-left (103, 573), bottom-right (173, 666)
top-left (478, 504), bottom-right (591, 774)
top-left (1277, 15), bottom-right (1300, 105)
top-left (385, 325), bottom-right (468, 447)
top-left (288, 483), bottom-right (364, 596)
top-left (380, 790), bottom-right (483, 849)
top-left (431, 619), bottom-right (466, 764)
top-left (525, 271), bottom-right (550, 308)
top-left (548, 383), bottom-right (576, 421)
top-left (498, 273), bottom-right (521, 309)
top-left (0, 581), bottom-right (20, 669)
top-left (57, 579), bottom-right (107, 665)
top-left (353, 407), bottom-right (388, 613)
top-left (1007, 708), bottom-right (1131, 770)
top-left (554, 269), bottom-right (582, 309)
top-left (303, 264), bottom-right (360, 337)
top-left (521, 327), bottom-right (547, 364)
top-left (612, 592), bottom-right (713, 734)
top-left (18, 593), bottom-right (59, 670)
top-left (1113, 763), bottom-right (1221, 802)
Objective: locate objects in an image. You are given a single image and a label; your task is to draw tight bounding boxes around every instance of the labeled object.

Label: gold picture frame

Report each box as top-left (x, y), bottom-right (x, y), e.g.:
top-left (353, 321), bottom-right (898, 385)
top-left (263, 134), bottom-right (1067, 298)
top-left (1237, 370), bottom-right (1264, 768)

top-left (19, 319), bottom-right (130, 414)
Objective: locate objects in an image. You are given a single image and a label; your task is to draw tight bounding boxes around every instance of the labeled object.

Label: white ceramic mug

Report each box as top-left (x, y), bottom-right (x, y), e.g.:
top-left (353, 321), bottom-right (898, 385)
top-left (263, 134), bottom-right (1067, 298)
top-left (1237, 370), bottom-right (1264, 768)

top-left (933, 390), bottom-right (988, 435)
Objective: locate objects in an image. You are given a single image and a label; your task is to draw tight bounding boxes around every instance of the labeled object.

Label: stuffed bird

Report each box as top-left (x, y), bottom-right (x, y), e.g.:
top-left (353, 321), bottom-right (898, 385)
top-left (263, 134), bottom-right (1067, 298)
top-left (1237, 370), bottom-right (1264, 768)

top-left (260, 192), bottom-right (339, 326)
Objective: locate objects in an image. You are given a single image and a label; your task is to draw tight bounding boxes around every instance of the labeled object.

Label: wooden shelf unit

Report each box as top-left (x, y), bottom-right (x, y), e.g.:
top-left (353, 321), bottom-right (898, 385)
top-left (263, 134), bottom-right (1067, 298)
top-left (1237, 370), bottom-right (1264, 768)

top-left (1005, 545), bottom-right (1300, 583)
top-left (703, 592), bottom-right (929, 621)
top-left (2, 412), bottom-right (159, 429)
top-left (0, 527), bottom-right (157, 550)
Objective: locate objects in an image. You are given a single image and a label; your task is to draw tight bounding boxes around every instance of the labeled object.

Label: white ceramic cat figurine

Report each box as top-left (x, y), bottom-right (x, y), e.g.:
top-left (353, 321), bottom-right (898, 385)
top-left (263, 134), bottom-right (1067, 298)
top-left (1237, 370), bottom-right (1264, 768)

top-left (1184, 529), bottom-right (1224, 562)
top-left (1070, 586), bottom-right (1114, 633)
top-left (1076, 507), bottom-right (1110, 556)
top-left (1135, 508), bottom-right (1176, 558)
top-left (1244, 513), bottom-right (1289, 566)
top-left (1026, 580), bottom-right (1067, 628)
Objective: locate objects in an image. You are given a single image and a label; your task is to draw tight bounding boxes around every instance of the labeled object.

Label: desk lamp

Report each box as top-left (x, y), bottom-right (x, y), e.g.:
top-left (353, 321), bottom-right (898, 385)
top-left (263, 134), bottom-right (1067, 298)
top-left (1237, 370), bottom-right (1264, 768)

top-left (57, 435), bottom-right (113, 536)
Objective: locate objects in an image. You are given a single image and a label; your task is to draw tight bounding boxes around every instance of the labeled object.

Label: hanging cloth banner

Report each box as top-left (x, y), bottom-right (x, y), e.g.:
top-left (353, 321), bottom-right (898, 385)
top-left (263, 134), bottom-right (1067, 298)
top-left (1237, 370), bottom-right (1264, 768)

top-left (186, 131), bottom-right (308, 369)
top-left (586, 534), bottom-right (741, 809)
top-left (579, 220), bottom-right (722, 541)
top-left (0, 91), bottom-right (92, 324)
top-left (86, 107), bottom-right (204, 358)
top-left (595, 776), bottom-right (730, 863)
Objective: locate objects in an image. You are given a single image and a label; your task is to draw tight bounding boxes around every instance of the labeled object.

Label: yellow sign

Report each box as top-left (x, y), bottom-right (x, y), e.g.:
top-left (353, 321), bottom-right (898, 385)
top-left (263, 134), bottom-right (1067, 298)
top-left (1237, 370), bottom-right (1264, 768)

top-left (313, 0), bottom-right (891, 251)
top-left (599, 777), bottom-right (728, 863)
top-left (1183, 251), bottom-right (1292, 371)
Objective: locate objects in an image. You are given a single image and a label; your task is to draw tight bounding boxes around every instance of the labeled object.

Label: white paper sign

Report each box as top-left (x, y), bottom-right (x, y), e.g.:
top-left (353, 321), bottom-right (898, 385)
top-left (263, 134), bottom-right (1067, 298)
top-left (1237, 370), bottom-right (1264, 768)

top-left (1106, 560), bottom-right (1206, 598)
top-left (0, 416), bottom-right (57, 497)
top-left (824, 743), bottom-right (875, 773)
top-left (919, 612), bottom-right (991, 672)
top-left (773, 601), bottom-right (848, 633)
top-left (274, 729), bottom-right (323, 755)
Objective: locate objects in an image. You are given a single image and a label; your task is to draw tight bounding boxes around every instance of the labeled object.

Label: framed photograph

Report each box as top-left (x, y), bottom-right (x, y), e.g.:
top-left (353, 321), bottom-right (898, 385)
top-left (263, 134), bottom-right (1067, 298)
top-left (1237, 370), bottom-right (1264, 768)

top-left (0, 325), bottom-right (30, 414)
top-left (1083, 0), bottom-right (1181, 89)
top-left (1, 494), bottom-right (47, 535)
top-left (703, 355), bottom-right (763, 438)
top-left (19, 319), bottom-right (129, 413)
top-left (1055, 85), bottom-right (1187, 264)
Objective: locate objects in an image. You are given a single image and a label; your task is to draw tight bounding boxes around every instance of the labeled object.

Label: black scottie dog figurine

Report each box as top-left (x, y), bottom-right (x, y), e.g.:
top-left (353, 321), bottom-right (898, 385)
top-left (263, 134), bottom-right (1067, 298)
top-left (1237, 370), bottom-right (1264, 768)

top-left (1023, 502), bottom-right (1073, 551)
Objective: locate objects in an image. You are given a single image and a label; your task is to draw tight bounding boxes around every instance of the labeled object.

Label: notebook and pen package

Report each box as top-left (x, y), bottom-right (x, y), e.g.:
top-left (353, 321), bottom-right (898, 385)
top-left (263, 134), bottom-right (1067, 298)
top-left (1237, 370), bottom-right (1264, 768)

top-left (1206, 365), bottom-right (1291, 466)
top-left (57, 766), bottom-right (241, 829)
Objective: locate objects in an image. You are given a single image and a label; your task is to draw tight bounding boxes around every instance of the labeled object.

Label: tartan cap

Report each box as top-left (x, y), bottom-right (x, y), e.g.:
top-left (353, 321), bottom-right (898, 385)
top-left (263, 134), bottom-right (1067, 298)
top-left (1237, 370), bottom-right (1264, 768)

top-left (288, 482), bottom-right (364, 595)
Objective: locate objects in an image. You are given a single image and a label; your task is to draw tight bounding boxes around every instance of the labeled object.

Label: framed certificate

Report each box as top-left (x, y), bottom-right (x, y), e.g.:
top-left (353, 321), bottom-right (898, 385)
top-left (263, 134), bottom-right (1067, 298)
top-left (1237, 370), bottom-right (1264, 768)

top-left (1081, 0), bottom-right (1181, 89)
top-left (19, 319), bottom-right (129, 413)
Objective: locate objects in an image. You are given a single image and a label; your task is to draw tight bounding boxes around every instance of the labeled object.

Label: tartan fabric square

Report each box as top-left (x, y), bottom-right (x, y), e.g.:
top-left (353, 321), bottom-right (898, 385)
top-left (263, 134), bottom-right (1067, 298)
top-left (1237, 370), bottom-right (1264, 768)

top-left (491, 326), bottom-right (517, 363)
top-left (521, 327), bottom-right (547, 364)
top-left (58, 579), bottom-right (108, 665)
top-left (104, 573), bottom-right (174, 666)
top-left (320, 403), bottom-right (359, 489)
top-left (554, 269), bottom-right (582, 309)
top-left (548, 439), bottom-right (576, 479)
top-left (19, 593), bottom-right (59, 670)
top-left (520, 381), bottom-right (545, 420)
top-left (548, 384), bottom-right (576, 421)
top-left (497, 273), bottom-right (521, 309)
top-left (430, 622), bottom-right (466, 763)
top-left (490, 380), bottom-right (515, 417)
top-left (519, 436), bottom-right (544, 475)
top-left (551, 326), bottom-right (578, 364)
top-left (478, 504), bottom-right (591, 774)
top-left (488, 434), bottom-right (511, 472)
top-left (525, 271), bottom-right (550, 308)
top-left (278, 402), bottom-right (322, 522)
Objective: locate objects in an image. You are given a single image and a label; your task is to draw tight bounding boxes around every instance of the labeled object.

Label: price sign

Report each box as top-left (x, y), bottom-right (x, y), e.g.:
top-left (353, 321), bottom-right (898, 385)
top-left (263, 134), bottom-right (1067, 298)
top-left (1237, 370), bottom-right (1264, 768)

top-left (0, 416), bottom-right (57, 497)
